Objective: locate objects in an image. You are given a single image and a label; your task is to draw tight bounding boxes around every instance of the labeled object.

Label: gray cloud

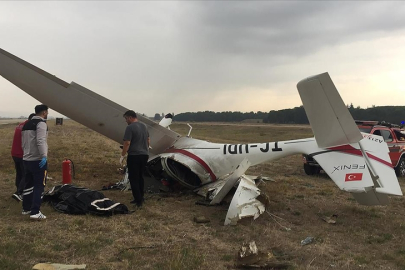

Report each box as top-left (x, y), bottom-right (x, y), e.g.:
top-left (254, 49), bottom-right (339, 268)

top-left (188, 2), bottom-right (405, 55)
top-left (0, 1), bottom-right (404, 117)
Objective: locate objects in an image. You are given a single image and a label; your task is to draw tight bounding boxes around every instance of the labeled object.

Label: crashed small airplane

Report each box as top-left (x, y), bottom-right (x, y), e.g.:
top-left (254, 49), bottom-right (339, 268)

top-left (0, 48), bottom-right (402, 225)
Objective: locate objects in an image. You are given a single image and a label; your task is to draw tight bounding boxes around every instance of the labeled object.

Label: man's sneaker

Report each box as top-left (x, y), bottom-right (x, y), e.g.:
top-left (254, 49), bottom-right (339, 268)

top-left (22, 210), bottom-right (30, 215)
top-left (12, 193), bottom-right (22, 202)
top-left (30, 211), bottom-right (46, 220)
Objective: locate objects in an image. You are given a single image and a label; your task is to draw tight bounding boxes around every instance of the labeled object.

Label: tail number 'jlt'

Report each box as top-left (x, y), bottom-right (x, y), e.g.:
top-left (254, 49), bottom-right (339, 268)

top-left (223, 142), bottom-right (282, 155)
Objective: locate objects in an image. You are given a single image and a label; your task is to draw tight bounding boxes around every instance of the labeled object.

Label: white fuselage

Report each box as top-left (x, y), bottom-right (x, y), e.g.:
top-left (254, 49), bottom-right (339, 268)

top-left (160, 136), bottom-right (319, 185)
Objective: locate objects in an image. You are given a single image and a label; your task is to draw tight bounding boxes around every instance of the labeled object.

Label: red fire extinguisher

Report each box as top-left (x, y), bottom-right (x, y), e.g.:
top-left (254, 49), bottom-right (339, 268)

top-left (62, 159), bottom-right (75, 184)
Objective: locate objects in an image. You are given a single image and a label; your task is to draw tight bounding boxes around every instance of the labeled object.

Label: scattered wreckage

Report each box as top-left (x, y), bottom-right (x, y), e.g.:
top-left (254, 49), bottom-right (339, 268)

top-left (236, 241), bottom-right (291, 269)
top-left (0, 48), bottom-right (402, 225)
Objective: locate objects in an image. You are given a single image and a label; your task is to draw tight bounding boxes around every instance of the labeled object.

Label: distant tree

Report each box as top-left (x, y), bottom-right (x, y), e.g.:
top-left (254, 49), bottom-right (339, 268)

top-left (174, 111), bottom-right (267, 122)
top-left (264, 106), bottom-right (308, 124)
top-left (173, 106), bottom-right (405, 125)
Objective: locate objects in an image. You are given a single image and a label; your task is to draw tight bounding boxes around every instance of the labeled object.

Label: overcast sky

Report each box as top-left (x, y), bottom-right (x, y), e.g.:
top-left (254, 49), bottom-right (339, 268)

top-left (0, 1), bottom-right (404, 118)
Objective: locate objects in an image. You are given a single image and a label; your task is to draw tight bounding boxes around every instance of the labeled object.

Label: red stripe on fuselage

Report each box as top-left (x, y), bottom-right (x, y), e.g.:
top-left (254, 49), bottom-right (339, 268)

top-left (163, 149), bottom-right (217, 181)
top-left (327, 145), bottom-right (393, 168)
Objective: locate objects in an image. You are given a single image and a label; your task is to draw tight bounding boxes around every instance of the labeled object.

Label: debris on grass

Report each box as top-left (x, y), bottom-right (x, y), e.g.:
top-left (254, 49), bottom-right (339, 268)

top-left (193, 216), bottom-right (210, 223)
top-left (301, 236), bottom-right (314, 246)
top-left (235, 241), bottom-right (291, 269)
top-left (32, 263), bottom-right (86, 270)
top-left (322, 215), bottom-right (337, 224)
top-left (266, 211), bottom-right (291, 231)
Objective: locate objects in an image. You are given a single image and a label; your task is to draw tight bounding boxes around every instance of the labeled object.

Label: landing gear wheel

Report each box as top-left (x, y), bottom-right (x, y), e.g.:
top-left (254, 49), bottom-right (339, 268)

top-left (395, 157), bottom-right (405, 177)
top-left (304, 164), bottom-right (320, 175)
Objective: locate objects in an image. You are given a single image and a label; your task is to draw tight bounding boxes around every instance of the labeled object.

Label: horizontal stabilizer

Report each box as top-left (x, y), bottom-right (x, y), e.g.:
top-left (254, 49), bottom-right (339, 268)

top-left (351, 190), bottom-right (389, 206)
top-left (311, 132), bottom-right (402, 204)
top-left (358, 134), bottom-right (402, 196)
top-left (297, 73), bottom-right (363, 148)
top-left (312, 145), bottom-right (375, 192)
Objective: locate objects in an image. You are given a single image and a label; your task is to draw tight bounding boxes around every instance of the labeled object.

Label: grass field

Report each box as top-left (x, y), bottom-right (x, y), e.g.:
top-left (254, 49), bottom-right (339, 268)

top-left (1, 120), bottom-right (405, 269)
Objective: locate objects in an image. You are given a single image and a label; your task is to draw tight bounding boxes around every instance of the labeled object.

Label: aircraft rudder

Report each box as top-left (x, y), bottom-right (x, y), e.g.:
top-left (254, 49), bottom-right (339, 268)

top-left (297, 72), bottom-right (362, 148)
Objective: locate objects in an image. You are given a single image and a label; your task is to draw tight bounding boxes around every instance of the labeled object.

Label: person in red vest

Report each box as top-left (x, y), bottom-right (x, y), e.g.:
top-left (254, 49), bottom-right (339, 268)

top-left (11, 113), bottom-right (35, 201)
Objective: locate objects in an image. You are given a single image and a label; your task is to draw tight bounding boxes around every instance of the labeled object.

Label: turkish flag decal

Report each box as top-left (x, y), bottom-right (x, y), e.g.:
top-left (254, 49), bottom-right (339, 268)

top-left (345, 173), bottom-right (363, 181)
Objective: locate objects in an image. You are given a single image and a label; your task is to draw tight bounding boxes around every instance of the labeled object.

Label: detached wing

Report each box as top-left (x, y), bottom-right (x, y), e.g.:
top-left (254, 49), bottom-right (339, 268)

top-left (0, 48), bottom-right (180, 156)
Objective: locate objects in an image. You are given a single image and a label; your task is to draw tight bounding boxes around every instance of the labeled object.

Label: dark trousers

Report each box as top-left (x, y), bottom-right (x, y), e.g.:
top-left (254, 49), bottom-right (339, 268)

top-left (22, 160), bottom-right (47, 215)
top-left (12, 156), bottom-right (26, 194)
top-left (127, 155), bottom-right (148, 204)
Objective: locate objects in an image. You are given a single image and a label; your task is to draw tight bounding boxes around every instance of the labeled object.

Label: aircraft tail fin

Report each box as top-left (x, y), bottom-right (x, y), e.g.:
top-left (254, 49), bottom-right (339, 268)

top-left (297, 72), bottom-right (363, 148)
top-left (298, 73), bottom-right (402, 205)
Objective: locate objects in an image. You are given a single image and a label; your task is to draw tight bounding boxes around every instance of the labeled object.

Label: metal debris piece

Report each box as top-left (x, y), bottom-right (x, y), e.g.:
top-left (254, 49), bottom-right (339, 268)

top-left (32, 263), bottom-right (86, 270)
top-left (193, 216), bottom-right (210, 223)
top-left (301, 236), bottom-right (314, 246)
top-left (259, 176), bottom-right (275, 182)
top-left (224, 176), bottom-right (265, 225)
top-left (194, 160), bottom-right (267, 226)
top-left (237, 241), bottom-right (273, 266)
top-left (236, 241), bottom-right (291, 269)
top-left (245, 175), bottom-right (276, 182)
top-left (239, 241), bottom-right (259, 258)
top-left (322, 215), bottom-right (336, 224)
top-left (210, 159), bottom-right (250, 205)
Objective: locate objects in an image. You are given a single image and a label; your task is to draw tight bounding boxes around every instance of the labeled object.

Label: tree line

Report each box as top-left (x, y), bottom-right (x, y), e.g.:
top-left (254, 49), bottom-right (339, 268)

top-left (173, 111), bottom-right (268, 122)
top-left (173, 105), bottom-right (405, 125)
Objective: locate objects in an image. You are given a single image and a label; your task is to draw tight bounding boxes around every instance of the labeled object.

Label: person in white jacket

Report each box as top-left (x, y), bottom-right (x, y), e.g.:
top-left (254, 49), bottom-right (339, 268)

top-left (21, 104), bottom-right (49, 220)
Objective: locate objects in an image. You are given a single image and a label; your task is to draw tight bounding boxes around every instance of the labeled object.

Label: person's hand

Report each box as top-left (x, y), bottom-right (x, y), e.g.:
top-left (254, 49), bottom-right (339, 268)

top-left (119, 155), bottom-right (126, 165)
top-left (39, 157), bottom-right (47, 168)
top-left (149, 145), bottom-right (153, 150)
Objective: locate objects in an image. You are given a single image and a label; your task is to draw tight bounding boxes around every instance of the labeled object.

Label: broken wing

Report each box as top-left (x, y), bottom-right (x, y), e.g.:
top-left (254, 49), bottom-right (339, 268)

top-left (0, 48), bottom-right (180, 157)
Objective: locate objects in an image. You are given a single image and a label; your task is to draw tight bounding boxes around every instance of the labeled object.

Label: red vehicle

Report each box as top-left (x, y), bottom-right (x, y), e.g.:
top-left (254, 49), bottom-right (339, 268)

top-left (303, 121), bottom-right (405, 177)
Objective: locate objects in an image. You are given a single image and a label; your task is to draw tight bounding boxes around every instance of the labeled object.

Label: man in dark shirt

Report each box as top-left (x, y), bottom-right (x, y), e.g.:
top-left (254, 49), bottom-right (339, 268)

top-left (120, 110), bottom-right (150, 207)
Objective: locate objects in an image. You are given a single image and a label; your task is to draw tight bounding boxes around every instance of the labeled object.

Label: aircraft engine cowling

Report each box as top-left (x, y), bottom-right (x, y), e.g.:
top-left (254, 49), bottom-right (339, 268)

top-left (159, 152), bottom-right (214, 189)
